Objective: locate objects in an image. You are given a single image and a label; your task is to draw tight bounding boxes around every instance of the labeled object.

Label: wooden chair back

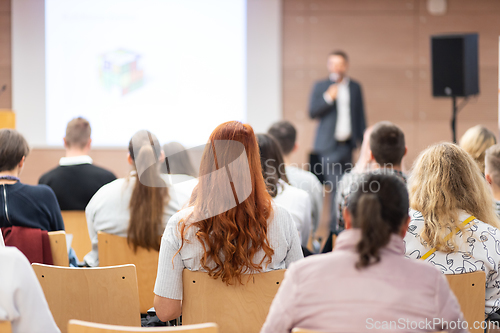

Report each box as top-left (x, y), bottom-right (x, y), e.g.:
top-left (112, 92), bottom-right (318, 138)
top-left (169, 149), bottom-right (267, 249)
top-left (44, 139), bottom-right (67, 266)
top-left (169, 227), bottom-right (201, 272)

top-left (32, 263), bottom-right (140, 333)
top-left (97, 232), bottom-right (159, 313)
top-left (0, 321), bottom-right (11, 333)
top-left (446, 271), bottom-right (485, 333)
top-left (68, 320), bottom-right (218, 333)
top-left (61, 211), bottom-right (91, 262)
top-left (48, 230), bottom-right (69, 266)
top-left (182, 269), bottom-right (285, 333)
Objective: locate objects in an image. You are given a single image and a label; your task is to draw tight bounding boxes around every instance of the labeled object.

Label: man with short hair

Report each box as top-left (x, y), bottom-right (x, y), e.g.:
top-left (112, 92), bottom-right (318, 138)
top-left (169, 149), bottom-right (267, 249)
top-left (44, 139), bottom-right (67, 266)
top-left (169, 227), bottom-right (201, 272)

top-left (268, 121), bottom-right (323, 233)
top-left (308, 50), bottom-right (366, 233)
top-left (334, 121), bottom-right (407, 234)
top-left (484, 144), bottom-right (500, 218)
top-left (320, 121), bottom-right (407, 252)
top-left (39, 117), bottom-right (116, 210)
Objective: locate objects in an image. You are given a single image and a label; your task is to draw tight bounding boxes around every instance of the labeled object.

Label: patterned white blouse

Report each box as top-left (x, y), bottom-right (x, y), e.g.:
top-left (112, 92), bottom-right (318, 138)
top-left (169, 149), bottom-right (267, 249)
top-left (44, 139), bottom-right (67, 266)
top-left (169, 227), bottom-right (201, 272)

top-left (404, 209), bottom-right (500, 316)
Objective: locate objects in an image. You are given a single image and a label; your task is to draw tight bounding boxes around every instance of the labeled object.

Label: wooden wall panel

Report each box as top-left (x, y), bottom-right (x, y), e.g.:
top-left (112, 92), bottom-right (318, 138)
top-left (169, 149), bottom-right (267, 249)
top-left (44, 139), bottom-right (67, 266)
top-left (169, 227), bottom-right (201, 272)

top-left (20, 147), bottom-right (204, 186)
top-left (22, 149), bottom-right (131, 186)
top-left (283, 0), bottom-right (500, 168)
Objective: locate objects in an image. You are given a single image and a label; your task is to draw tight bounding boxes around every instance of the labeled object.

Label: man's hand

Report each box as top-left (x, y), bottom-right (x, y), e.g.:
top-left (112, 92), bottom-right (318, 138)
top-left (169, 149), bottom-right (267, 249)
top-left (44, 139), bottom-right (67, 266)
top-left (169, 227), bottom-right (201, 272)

top-left (326, 83), bottom-right (338, 100)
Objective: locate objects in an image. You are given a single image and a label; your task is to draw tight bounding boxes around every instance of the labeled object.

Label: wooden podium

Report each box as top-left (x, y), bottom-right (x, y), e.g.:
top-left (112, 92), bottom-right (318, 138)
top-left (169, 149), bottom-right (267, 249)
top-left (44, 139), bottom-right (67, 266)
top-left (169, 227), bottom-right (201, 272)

top-left (0, 109), bottom-right (15, 129)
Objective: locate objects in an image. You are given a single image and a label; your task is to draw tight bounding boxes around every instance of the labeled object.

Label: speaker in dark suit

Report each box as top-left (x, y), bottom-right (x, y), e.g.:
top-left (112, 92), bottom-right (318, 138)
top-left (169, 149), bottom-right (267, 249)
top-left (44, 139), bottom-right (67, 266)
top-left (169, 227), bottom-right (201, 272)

top-left (308, 51), bottom-right (366, 232)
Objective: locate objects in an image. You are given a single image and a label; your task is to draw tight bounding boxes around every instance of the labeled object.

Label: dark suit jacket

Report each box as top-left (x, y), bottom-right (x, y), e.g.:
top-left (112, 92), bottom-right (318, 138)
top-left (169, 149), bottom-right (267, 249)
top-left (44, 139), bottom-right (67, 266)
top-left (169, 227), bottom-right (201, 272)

top-left (309, 78), bottom-right (366, 154)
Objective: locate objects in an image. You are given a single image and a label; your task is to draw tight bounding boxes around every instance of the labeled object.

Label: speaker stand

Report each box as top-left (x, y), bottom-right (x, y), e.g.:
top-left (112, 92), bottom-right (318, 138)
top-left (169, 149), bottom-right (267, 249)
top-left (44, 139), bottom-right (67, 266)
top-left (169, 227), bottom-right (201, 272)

top-left (450, 95), bottom-right (470, 143)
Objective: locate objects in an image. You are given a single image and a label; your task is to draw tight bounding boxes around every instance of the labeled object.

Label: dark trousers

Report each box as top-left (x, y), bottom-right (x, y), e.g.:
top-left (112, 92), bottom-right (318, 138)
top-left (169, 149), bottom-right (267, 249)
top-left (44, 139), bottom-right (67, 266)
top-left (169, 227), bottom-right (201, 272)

top-left (320, 142), bottom-right (353, 233)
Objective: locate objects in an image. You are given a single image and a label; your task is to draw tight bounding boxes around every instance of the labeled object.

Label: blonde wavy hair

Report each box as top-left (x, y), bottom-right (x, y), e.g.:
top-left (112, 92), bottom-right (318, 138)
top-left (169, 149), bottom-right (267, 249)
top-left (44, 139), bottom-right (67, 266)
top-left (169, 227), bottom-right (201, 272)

top-left (409, 143), bottom-right (500, 252)
top-left (459, 125), bottom-right (496, 174)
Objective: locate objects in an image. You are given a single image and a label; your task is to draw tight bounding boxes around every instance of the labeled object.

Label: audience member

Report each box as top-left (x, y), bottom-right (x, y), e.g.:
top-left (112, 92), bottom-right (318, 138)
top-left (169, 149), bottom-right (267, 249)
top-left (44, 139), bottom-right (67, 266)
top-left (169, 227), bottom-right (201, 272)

top-left (485, 144), bottom-right (500, 217)
top-left (257, 133), bottom-right (312, 248)
top-left (459, 125), bottom-right (496, 174)
top-left (153, 121), bottom-right (303, 322)
top-left (39, 117), bottom-right (116, 210)
top-left (161, 141), bottom-right (198, 179)
top-left (405, 143), bottom-right (500, 317)
top-left (0, 129), bottom-right (64, 232)
top-left (261, 173), bottom-right (465, 333)
top-left (268, 121), bottom-right (323, 233)
top-left (84, 130), bottom-right (191, 267)
top-left (0, 238), bottom-right (60, 332)
top-left (335, 121), bottom-right (407, 233)
top-left (321, 122), bottom-right (406, 253)
top-left (160, 141), bottom-right (199, 199)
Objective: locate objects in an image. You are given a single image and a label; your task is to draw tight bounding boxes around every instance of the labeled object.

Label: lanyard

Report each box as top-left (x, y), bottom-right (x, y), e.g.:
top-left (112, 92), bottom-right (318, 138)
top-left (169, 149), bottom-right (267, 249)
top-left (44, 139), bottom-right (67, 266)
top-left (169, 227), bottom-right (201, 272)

top-left (419, 215), bottom-right (476, 260)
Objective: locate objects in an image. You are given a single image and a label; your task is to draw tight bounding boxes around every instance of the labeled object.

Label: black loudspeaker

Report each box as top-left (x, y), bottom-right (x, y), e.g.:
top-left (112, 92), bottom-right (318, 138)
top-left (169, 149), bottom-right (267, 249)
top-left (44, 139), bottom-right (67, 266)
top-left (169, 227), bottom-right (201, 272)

top-left (431, 33), bottom-right (479, 97)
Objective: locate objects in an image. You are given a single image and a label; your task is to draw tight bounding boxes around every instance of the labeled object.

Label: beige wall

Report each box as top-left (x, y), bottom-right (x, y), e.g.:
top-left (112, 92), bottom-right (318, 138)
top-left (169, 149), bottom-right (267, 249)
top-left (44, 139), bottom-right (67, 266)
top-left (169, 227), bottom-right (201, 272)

top-left (0, 0), bottom-right (11, 109)
top-left (21, 147), bottom-right (204, 186)
top-left (283, 0), bottom-right (500, 169)
top-left (21, 149), bottom-right (131, 185)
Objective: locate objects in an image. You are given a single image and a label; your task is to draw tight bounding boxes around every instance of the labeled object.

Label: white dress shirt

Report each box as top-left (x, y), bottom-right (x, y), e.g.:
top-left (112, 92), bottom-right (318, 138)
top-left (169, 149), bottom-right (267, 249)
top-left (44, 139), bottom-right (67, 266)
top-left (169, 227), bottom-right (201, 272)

top-left (323, 75), bottom-right (351, 141)
top-left (59, 155), bottom-right (93, 166)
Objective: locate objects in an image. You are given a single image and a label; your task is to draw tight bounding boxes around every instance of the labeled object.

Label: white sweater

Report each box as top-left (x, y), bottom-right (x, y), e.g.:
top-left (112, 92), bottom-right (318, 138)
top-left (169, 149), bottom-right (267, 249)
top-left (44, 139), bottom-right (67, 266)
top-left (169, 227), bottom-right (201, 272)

top-left (273, 180), bottom-right (312, 247)
top-left (154, 203), bottom-right (304, 300)
top-left (84, 173), bottom-right (196, 266)
top-left (0, 247), bottom-right (60, 333)
top-left (285, 166), bottom-right (323, 232)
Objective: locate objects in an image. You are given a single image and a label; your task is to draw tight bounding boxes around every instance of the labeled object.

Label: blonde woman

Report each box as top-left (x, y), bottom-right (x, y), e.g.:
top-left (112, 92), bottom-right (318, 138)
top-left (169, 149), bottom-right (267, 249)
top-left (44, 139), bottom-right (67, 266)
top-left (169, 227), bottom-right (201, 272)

top-left (404, 143), bottom-right (500, 317)
top-left (459, 125), bottom-right (496, 174)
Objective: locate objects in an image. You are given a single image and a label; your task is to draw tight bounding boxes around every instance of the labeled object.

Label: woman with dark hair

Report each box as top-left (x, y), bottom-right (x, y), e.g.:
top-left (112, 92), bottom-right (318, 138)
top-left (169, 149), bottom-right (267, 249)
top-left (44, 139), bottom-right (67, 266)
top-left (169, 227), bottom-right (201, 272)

top-left (261, 173), bottom-right (465, 333)
top-left (154, 121), bottom-right (303, 322)
top-left (256, 134), bottom-right (312, 247)
top-left (84, 130), bottom-right (192, 266)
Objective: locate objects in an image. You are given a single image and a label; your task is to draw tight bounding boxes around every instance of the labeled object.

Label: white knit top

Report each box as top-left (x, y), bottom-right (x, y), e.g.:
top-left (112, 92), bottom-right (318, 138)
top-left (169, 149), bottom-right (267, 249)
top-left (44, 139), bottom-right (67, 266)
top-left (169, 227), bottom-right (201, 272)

top-left (0, 247), bottom-right (60, 333)
top-left (84, 173), bottom-right (196, 266)
top-left (154, 203), bottom-right (304, 300)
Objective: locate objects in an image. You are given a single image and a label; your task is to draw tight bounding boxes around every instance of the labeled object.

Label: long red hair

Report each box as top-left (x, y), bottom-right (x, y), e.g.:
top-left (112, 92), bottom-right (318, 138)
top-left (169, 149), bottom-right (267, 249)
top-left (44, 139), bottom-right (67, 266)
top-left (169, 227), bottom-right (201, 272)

top-left (178, 121), bottom-right (274, 284)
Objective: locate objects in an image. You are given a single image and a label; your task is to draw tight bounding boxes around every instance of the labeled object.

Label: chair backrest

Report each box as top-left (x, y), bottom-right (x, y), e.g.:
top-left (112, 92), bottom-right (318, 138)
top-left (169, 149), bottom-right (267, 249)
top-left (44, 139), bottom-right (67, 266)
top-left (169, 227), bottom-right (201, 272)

top-left (0, 321), bottom-right (12, 333)
top-left (48, 230), bottom-right (69, 266)
top-left (68, 320), bottom-right (218, 333)
top-left (61, 211), bottom-right (91, 262)
top-left (97, 232), bottom-right (159, 314)
top-left (182, 269), bottom-right (285, 333)
top-left (446, 271), bottom-right (485, 333)
top-left (32, 263), bottom-right (140, 333)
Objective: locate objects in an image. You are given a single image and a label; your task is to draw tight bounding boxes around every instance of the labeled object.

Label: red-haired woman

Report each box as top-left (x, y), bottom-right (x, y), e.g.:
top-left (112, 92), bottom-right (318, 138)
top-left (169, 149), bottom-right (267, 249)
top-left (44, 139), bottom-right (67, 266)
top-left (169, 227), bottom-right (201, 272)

top-left (153, 121), bottom-right (303, 321)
